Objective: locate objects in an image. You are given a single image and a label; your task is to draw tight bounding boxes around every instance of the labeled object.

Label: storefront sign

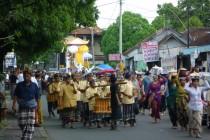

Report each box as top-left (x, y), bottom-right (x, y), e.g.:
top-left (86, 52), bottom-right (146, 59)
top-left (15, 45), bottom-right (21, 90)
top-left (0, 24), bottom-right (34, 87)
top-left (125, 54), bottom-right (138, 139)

top-left (109, 54), bottom-right (121, 61)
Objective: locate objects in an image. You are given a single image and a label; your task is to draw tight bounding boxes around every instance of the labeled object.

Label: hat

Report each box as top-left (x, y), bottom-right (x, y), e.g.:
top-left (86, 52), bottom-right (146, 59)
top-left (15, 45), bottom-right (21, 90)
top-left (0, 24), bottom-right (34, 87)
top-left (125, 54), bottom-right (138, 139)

top-left (179, 68), bottom-right (188, 77)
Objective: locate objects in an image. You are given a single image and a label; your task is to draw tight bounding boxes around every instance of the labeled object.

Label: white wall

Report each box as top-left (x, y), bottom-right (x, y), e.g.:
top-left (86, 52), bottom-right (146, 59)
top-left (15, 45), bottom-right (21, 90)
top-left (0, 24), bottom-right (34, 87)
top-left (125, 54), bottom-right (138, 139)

top-left (126, 48), bottom-right (144, 61)
top-left (159, 38), bottom-right (185, 58)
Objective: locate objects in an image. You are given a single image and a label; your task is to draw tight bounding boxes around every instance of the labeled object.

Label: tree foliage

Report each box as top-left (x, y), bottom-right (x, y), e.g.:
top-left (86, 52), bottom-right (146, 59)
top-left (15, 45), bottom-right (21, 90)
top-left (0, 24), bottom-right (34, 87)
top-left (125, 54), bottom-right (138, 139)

top-left (155, 3), bottom-right (184, 31)
top-left (178, 0), bottom-right (210, 27)
top-left (0, 0), bottom-right (98, 67)
top-left (188, 16), bottom-right (204, 28)
top-left (101, 11), bottom-right (154, 56)
top-left (152, 0), bottom-right (208, 31)
top-left (151, 15), bottom-right (165, 31)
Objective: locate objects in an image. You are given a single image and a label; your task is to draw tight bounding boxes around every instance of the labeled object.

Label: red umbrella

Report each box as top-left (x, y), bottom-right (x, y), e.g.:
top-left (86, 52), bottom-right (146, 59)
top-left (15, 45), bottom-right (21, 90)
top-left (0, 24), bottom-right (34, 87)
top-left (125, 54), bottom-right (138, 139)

top-left (97, 69), bottom-right (115, 75)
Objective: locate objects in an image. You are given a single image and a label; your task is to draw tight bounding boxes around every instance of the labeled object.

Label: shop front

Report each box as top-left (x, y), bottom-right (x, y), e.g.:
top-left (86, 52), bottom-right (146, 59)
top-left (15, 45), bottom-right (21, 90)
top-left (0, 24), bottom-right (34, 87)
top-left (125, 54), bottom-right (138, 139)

top-left (183, 45), bottom-right (210, 72)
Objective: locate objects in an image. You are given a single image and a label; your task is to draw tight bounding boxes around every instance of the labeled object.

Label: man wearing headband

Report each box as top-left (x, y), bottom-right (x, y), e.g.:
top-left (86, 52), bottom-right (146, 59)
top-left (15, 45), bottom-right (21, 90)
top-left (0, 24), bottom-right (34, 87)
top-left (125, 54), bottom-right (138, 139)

top-left (59, 75), bottom-right (77, 128)
top-left (85, 80), bottom-right (100, 128)
top-left (120, 72), bottom-right (135, 127)
top-left (48, 74), bottom-right (62, 118)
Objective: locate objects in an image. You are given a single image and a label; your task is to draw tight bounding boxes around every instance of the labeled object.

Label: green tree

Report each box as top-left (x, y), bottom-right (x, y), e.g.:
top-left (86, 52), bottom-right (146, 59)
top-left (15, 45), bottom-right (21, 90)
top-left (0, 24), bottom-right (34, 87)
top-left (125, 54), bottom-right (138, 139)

top-left (178, 0), bottom-right (210, 27)
top-left (156, 3), bottom-right (184, 31)
top-left (189, 16), bottom-right (204, 28)
top-left (151, 15), bottom-right (165, 31)
top-left (101, 11), bottom-right (154, 56)
top-left (0, 0), bottom-right (98, 71)
top-left (153, 1), bottom-right (208, 32)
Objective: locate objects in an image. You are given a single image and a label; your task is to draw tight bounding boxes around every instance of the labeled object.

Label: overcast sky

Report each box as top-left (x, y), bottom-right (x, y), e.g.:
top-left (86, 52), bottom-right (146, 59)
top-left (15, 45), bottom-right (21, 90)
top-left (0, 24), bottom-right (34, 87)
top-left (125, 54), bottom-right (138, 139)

top-left (96, 0), bottom-right (178, 29)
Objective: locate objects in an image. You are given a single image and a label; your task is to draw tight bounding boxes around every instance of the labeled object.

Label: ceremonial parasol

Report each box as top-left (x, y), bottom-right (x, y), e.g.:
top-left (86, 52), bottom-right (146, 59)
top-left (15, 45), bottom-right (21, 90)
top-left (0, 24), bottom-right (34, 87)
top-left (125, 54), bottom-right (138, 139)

top-left (83, 52), bottom-right (93, 59)
top-left (96, 69), bottom-right (115, 75)
top-left (78, 45), bottom-right (89, 53)
top-left (96, 64), bottom-right (113, 70)
top-left (65, 37), bottom-right (89, 45)
top-left (67, 45), bottom-right (78, 53)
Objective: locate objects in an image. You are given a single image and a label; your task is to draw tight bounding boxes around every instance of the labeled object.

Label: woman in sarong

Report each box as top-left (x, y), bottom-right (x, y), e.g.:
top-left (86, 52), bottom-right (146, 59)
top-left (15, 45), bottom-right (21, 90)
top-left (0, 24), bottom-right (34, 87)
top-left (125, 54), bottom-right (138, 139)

top-left (167, 75), bottom-right (178, 128)
top-left (176, 77), bottom-right (189, 131)
top-left (185, 73), bottom-right (210, 138)
top-left (148, 75), bottom-right (165, 123)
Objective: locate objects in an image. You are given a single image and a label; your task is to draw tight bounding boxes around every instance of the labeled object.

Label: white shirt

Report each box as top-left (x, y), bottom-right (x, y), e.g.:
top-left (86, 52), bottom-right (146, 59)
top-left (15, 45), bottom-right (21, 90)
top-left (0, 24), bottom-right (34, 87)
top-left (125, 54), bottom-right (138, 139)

top-left (45, 74), bottom-right (49, 81)
top-left (16, 73), bottom-right (24, 83)
top-left (31, 77), bottom-right (39, 87)
top-left (185, 80), bottom-right (210, 111)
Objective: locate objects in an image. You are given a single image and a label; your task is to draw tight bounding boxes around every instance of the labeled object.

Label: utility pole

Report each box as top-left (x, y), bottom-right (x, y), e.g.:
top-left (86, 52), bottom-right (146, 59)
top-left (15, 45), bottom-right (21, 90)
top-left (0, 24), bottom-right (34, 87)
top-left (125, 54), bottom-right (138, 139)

top-left (187, 0), bottom-right (190, 48)
top-left (119, 0), bottom-right (122, 60)
top-left (90, 27), bottom-right (95, 65)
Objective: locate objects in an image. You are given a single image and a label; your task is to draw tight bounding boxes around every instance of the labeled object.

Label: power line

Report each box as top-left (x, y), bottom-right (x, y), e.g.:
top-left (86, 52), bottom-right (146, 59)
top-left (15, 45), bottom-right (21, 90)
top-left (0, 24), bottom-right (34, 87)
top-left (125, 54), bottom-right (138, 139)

top-left (96, 0), bottom-right (124, 7)
top-left (124, 3), bottom-right (156, 13)
top-left (108, 2), bottom-right (119, 24)
top-left (100, 17), bottom-right (116, 20)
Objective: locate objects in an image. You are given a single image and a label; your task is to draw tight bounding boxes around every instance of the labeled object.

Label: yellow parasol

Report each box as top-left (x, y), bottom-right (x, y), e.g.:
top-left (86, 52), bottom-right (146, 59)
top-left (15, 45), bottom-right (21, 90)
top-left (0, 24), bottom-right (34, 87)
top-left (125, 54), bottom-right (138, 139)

top-left (78, 45), bottom-right (89, 53)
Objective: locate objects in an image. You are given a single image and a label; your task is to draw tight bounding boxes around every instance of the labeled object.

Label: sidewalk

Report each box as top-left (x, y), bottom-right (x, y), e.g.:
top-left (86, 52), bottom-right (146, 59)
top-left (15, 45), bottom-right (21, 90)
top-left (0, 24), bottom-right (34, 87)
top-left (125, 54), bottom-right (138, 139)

top-left (0, 90), bottom-right (49, 140)
top-left (0, 116), bottom-right (49, 140)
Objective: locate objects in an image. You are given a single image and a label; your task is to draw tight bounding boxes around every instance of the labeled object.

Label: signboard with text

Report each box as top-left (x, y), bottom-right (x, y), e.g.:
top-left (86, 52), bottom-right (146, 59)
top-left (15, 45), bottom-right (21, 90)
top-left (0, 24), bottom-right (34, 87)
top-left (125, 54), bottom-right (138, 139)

top-left (141, 41), bottom-right (159, 62)
top-left (109, 54), bottom-right (121, 61)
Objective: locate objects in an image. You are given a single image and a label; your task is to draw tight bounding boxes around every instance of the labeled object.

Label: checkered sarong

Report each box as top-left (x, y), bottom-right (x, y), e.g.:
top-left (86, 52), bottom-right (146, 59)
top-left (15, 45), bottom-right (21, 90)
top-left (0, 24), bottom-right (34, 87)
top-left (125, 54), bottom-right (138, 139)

top-left (18, 109), bottom-right (35, 140)
top-left (188, 109), bottom-right (202, 133)
top-left (122, 104), bottom-right (135, 122)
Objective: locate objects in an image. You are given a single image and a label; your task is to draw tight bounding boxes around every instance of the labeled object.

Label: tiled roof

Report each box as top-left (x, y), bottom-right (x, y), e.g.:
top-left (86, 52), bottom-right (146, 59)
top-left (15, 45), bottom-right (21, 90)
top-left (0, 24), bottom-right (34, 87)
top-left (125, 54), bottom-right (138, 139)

top-left (71, 27), bottom-right (103, 36)
top-left (183, 28), bottom-right (210, 46)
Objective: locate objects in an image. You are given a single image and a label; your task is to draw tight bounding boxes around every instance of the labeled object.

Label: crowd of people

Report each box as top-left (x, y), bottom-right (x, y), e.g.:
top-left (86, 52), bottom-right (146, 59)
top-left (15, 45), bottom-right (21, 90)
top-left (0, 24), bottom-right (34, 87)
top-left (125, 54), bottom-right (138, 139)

top-left (0, 66), bottom-right (210, 139)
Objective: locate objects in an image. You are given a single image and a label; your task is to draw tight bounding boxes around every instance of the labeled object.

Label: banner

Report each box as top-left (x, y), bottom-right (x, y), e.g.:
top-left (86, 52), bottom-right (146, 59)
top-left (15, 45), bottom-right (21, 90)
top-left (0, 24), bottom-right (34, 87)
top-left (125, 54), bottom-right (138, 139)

top-left (109, 54), bottom-right (121, 61)
top-left (141, 41), bottom-right (159, 62)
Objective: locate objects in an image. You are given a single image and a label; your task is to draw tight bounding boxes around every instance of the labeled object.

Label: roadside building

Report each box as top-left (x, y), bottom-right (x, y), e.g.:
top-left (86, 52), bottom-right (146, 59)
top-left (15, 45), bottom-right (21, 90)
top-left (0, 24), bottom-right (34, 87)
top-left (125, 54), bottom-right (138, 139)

top-left (123, 28), bottom-right (188, 71)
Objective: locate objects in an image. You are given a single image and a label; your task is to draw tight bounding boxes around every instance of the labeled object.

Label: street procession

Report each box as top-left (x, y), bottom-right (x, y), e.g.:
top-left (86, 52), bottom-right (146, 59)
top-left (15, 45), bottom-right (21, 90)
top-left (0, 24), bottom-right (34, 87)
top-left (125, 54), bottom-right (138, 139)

top-left (1, 0), bottom-right (210, 140)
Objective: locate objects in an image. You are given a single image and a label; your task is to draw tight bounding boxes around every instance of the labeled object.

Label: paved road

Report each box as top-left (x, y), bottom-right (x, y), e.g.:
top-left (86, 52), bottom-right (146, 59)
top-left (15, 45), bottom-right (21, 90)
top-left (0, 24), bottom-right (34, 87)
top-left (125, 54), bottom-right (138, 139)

top-left (40, 95), bottom-right (210, 140)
